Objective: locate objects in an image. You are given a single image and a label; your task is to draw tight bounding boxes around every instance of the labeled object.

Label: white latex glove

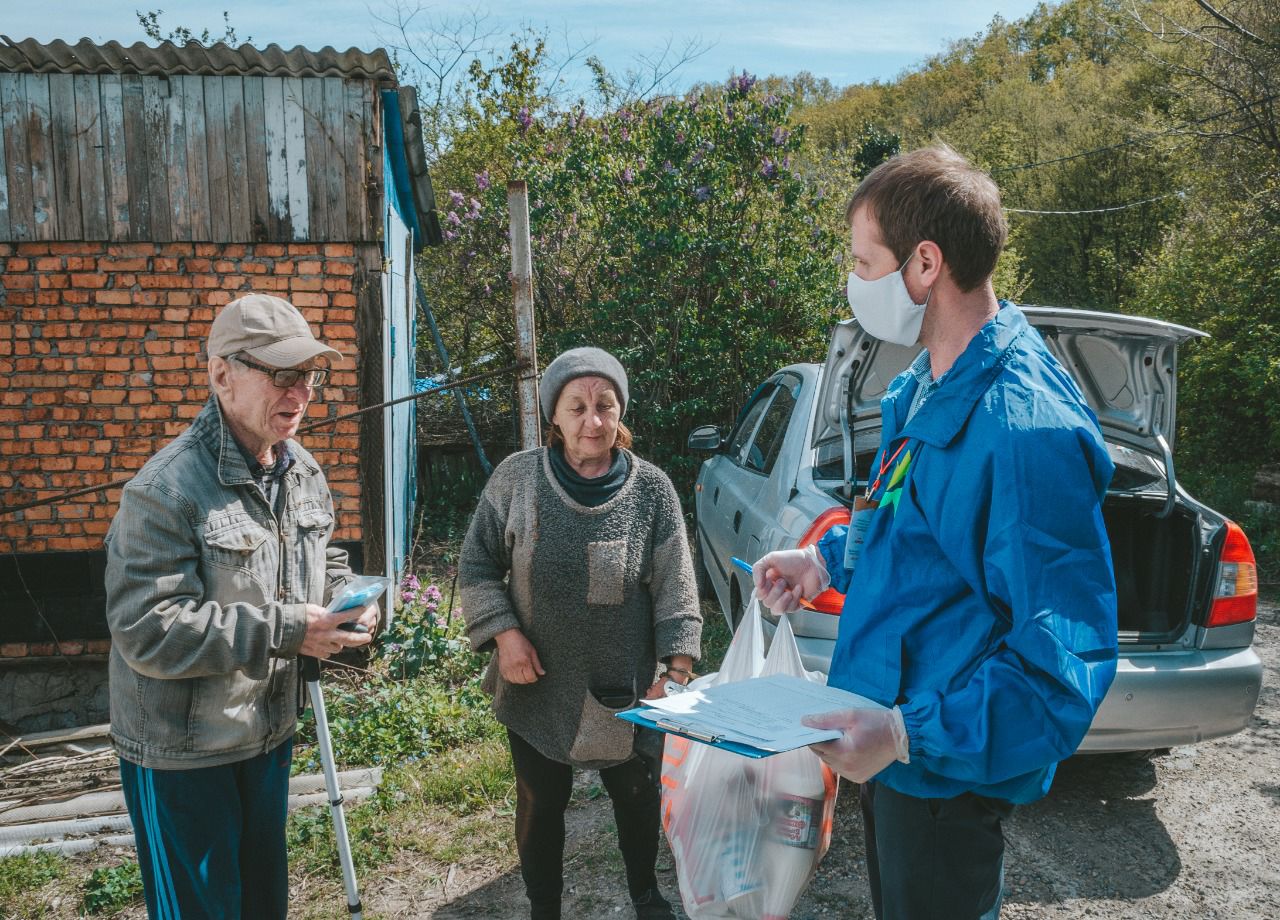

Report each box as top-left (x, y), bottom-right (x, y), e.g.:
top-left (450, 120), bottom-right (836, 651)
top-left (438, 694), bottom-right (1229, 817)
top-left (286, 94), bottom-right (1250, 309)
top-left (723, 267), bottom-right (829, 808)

top-left (752, 545), bottom-right (831, 614)
top-left (803, 706), bottom-right (911, 783)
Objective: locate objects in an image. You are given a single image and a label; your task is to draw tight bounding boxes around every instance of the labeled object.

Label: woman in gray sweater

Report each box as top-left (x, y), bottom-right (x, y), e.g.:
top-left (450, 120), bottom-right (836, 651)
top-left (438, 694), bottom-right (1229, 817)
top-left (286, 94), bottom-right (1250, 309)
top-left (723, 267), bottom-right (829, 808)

top-left (460, 347), bottom-right (702, 920)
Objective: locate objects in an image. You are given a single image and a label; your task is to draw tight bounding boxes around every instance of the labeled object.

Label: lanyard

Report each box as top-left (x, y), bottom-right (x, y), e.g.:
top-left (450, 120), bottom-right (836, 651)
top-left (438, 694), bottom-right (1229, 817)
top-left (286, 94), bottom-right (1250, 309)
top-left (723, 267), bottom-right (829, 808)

top-left (865, 439), bottom-right (910, 500)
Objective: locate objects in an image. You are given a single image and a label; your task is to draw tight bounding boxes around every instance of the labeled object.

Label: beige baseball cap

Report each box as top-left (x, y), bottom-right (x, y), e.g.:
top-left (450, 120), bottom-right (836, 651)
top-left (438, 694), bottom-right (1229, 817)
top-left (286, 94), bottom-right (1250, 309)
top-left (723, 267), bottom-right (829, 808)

top-left (207, 294), bottom-right (343, 367)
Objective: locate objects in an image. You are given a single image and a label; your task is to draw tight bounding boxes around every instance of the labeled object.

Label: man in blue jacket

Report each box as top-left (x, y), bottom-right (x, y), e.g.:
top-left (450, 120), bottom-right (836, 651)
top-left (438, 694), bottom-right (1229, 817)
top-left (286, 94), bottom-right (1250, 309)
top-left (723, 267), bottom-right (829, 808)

top-left (754, 145), bottom-right (1118, 920)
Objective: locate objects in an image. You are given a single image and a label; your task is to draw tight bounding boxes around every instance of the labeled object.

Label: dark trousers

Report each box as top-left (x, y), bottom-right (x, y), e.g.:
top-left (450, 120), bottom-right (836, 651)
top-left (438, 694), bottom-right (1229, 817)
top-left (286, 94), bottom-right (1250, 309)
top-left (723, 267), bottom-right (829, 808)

top-left (118, 738), bottom-right (293, 920)
top-left (508, 728), bottom-right (661, 912)
top-left (861, 780), bottom-right (1013, 920)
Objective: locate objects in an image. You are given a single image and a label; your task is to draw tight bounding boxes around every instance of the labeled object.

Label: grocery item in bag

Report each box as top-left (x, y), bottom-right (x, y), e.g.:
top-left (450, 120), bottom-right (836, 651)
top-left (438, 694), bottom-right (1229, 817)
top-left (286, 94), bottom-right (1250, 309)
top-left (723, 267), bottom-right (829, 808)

top-left (661, 593), bottom-right (839, 919)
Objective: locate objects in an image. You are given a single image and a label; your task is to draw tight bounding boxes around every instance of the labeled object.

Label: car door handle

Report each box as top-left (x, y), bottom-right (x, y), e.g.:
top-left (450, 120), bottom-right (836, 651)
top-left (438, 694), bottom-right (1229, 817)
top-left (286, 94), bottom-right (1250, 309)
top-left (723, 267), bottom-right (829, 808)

top-left (733, 510), bottom-right (742, 533)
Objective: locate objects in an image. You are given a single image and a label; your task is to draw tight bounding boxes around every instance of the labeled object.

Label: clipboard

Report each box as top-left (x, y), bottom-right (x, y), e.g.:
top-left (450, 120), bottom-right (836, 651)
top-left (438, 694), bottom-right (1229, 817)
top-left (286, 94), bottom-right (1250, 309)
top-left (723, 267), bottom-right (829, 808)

top-left (614, 673), bottom-right (883, 759)
top-left (616, 707), bottom-right (778, 758)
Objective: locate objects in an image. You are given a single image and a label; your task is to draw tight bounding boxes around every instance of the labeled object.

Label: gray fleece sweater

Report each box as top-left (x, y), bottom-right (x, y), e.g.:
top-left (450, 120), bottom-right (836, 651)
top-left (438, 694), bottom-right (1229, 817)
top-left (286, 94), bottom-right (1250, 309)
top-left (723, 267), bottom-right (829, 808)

top-left (459, 447), bottom-right (702, 768)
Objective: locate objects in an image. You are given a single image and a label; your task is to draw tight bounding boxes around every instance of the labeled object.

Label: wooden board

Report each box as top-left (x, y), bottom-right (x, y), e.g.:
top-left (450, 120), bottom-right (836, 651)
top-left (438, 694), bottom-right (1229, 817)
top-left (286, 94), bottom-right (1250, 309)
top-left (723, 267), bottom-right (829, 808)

top-left (241, 76), bottom-right (270, 241)
top-left (180, 75), bottom-right (210, 241)
top-left (261, 76), bottom-right (289, 239)
top-left (48, 74), bottom-right (81, 240)
top-left (0, 73), bottom-right (25, 240)
top-left (120, 74), bottom-right (152, 241)
top-left (202, 76), bottom-right (231, 242)
top-left (23, 74), bottom-right (55, 241)
top-left (163, 75), bottom-right (190, 239)
top-left (222, 75), bottom-right (250, 241)
top-left (140, 76), bottom-right (170, 241)
top-left (0, 75), bottom-right (10, 241)
top-left (99, 74), bottom-right (131, 240)
top-left (0, 71), bottom-right (383, 244)
top-left (302, 77), bottom-right (327, 240)
top-left (73, 74), bottom-right (109, 240)
top-left (323, 77), bottom-right (348, 241)
top-left (282, 76), bottom-right (309, 239)
top-left (343, 79), bottom-right (366, 241)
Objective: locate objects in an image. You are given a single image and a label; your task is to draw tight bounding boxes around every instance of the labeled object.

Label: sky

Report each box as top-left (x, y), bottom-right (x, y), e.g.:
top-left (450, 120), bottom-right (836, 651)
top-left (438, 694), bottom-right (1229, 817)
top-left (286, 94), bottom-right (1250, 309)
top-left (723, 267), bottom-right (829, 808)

top-left (6, 1), bottom-right (1048, 90)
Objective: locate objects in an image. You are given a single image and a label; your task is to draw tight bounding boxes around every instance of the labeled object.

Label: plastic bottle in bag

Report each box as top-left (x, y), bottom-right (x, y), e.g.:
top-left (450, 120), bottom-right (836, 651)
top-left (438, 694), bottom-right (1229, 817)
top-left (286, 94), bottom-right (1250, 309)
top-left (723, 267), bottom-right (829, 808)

top-left (758, 747), bottom-right (829, 919)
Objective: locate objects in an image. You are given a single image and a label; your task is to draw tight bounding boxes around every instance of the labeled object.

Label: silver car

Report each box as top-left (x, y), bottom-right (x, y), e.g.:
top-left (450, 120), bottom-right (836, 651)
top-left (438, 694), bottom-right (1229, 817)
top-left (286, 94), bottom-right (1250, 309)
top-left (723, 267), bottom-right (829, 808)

top-left (690, 307), bottom-right (1263, 753)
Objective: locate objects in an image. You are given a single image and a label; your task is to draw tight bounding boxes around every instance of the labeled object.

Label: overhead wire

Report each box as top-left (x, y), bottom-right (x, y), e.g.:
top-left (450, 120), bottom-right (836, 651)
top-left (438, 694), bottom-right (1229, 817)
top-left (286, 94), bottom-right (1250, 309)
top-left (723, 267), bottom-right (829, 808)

top-left (1004, 189), bottom-right (1189, 215)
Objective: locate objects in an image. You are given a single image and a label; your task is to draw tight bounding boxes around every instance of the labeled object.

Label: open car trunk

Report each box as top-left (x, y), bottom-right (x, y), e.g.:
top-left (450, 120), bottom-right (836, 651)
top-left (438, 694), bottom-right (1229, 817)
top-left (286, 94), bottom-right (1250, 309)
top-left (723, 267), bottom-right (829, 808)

top-left (1103, 494), bottom-right (1198, 642)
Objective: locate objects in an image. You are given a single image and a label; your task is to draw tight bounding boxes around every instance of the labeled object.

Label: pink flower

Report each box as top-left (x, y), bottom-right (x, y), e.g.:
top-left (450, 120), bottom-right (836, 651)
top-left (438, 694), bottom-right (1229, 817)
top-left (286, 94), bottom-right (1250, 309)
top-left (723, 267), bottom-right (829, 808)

top-left (476, 170), bottom-right (491, 191)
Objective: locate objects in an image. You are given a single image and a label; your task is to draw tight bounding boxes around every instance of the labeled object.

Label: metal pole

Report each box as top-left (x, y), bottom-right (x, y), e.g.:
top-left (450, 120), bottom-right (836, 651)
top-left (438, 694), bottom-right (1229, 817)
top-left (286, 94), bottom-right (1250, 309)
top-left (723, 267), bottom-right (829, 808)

top-left (302, 655), bottom-right (364, 920)
top-left (507, 180), bottom-right (541, 450)
top-left (414, 278), bottom-right (492, 476)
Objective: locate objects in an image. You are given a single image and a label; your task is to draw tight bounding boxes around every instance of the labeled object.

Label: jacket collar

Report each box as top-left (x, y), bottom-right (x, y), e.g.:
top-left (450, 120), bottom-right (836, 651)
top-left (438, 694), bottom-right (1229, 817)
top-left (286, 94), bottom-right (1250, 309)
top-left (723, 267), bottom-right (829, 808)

top-left (887, 301), bottom-right (1030, 449)
top-left (191, 396), bottom-right (319, 487)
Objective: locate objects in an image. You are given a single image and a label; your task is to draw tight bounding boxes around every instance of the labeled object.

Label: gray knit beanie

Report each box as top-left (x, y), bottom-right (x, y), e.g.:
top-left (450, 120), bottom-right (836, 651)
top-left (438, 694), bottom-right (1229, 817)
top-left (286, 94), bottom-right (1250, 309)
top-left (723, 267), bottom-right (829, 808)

top-left (540, 347), bottom-right (629, 422)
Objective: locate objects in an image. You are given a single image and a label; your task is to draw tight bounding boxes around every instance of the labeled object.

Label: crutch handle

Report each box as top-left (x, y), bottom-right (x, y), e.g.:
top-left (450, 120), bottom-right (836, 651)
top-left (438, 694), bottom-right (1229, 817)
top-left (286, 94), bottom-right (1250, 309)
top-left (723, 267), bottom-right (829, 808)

top-left (301, 654), bottom-right (321, 682)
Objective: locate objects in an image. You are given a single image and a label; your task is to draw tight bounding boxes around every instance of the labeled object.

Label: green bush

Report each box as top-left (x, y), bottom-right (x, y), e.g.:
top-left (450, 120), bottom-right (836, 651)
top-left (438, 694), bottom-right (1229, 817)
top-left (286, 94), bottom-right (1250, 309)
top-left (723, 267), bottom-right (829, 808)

top-left (293, 573), bottom-right (499, 774)
top-left (423, 54), bottom-right (846, 500)
top-left (82, 860), bottom-right (143, 915)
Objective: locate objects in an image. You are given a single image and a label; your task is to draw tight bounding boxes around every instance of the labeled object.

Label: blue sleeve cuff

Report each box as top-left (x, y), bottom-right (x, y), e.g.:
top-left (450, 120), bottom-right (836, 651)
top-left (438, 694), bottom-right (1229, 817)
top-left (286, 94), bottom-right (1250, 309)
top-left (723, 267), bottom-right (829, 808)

top-left (817, 524), bottom-right (851, 595)
top-left (898, 692), bottom-right (940, 760)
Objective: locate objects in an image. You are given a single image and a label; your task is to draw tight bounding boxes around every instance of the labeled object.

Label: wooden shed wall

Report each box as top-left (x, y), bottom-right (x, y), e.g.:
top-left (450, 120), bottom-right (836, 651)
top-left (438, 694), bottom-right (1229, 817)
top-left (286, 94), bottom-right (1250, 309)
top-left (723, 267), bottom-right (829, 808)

top-left (0, 72), bottom-right (382, 244)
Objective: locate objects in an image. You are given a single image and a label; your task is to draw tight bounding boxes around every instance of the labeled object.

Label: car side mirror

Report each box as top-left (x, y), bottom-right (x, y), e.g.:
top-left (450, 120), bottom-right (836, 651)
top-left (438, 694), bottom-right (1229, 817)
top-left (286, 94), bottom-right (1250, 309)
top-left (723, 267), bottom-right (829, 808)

top-left (687, 425), bottom-right (724, 452)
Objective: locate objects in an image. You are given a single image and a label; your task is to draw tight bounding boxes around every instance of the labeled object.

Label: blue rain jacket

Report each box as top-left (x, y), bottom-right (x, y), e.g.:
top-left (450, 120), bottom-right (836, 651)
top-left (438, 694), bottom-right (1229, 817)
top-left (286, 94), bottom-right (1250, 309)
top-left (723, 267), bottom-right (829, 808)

top-left (818, 302), bottom-right (1118, 804)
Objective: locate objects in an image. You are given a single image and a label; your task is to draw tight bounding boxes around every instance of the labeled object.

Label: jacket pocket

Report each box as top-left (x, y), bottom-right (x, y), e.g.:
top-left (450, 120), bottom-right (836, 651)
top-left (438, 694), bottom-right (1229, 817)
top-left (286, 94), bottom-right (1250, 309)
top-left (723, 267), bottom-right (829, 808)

top-left (293, 505), bottom-right (334, 604)
top-left (203, 514), bottom-right (275, 598)
top-left (586, 539), bottom-right (628, 606)
top-left (568, 692), bottom-right (636, 764)
top-left (204, 515), bottom-right (272, 561)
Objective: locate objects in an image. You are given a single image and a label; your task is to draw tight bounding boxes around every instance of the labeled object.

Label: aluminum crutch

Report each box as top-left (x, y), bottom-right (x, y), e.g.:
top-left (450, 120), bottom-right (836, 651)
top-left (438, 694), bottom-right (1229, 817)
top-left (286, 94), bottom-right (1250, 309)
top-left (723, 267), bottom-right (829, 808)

top-left (302, 655), bottom-right (364, 919)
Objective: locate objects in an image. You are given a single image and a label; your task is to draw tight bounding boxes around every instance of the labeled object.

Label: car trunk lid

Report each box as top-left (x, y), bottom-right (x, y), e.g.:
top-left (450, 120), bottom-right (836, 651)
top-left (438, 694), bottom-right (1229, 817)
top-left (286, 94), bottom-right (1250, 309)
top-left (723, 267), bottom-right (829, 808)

top-left (811, 305), bottom-right (1206, 500)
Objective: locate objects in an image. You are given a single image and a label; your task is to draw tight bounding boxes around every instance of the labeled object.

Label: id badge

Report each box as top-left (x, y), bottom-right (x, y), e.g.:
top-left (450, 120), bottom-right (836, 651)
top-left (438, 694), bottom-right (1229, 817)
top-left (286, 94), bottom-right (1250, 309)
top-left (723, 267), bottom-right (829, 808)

top-left (842, 495), bottom-right (879, 574)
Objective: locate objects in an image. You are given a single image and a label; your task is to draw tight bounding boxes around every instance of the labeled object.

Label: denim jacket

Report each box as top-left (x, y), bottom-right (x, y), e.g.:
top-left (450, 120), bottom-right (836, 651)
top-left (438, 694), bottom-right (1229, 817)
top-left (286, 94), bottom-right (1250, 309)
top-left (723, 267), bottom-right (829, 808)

top-left (104, 397), bottom-right (352, 769)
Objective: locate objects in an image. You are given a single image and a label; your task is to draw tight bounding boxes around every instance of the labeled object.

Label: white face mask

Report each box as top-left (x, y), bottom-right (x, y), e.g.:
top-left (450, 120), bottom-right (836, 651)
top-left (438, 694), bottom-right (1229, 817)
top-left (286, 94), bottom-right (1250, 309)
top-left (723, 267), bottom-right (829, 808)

top-left (846, 254), bottom-right (930, 347)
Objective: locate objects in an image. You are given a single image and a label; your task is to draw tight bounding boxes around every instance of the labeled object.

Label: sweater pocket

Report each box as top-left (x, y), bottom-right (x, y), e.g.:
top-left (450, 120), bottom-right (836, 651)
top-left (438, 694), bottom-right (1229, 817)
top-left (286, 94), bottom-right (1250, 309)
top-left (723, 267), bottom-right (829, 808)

top-left (586, 539), bottom-right (628, 606)
top-left (569, 692), bottom-right (636, 764)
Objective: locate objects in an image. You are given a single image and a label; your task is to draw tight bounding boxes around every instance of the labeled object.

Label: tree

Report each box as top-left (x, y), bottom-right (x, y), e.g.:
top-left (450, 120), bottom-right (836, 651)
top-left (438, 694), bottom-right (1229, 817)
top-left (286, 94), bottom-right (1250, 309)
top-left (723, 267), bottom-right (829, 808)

top-left (418, 53), bottom-right (844, 493)
top-left (136, 9), bottom-right (249, 46)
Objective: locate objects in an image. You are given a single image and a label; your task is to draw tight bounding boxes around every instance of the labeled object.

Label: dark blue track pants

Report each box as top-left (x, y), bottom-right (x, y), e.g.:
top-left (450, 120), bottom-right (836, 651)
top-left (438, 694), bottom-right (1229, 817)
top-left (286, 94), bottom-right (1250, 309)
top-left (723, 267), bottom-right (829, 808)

top-left (861, 780), bottom-right (1014, 920)
top-left (118, 738), bottom-right (293, 920)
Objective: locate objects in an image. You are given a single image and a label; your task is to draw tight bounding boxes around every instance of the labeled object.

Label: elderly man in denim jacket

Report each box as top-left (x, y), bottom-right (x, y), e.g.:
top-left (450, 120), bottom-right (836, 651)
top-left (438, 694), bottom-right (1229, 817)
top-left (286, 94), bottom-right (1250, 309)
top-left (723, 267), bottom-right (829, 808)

top-left (105, 294), bottom-right (379, 919)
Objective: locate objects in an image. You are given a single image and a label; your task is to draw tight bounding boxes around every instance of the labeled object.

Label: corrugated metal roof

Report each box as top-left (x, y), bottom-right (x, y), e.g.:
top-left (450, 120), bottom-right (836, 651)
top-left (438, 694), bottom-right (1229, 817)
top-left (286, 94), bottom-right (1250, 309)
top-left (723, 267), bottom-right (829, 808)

top-left (0, 36), bottom-right (396, 81)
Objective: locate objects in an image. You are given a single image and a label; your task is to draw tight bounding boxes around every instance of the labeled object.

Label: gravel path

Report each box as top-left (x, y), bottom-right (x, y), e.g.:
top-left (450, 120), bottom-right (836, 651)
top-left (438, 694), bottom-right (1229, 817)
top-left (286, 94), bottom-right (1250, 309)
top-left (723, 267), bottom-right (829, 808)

top-left (432, 593), bottom-right (1279, 919)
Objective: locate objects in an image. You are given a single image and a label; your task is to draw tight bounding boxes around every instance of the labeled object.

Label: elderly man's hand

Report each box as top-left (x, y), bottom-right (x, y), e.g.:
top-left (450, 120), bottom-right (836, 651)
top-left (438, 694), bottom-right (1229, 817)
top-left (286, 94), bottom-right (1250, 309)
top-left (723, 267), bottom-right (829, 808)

top-left (494, 628), bottom-right (545, 684)
top-left (300, 604), bottom-right (375, 659)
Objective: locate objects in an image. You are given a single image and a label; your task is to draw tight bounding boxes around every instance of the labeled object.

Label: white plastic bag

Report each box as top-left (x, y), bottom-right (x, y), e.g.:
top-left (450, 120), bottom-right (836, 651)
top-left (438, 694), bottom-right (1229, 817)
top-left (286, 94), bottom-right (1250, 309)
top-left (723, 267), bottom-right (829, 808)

top-left (661, 593), bottom-right (840, 919)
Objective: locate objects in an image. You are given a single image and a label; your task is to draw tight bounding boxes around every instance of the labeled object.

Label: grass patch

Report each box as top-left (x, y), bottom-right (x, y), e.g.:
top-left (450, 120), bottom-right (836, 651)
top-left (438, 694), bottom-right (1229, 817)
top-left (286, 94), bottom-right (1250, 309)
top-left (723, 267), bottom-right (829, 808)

top-left (288, 733), bottom-right (517, 886)
top-left (0, 851), bottom-right (67, 915)
top-left (697, 598), bottom-right (734, 674)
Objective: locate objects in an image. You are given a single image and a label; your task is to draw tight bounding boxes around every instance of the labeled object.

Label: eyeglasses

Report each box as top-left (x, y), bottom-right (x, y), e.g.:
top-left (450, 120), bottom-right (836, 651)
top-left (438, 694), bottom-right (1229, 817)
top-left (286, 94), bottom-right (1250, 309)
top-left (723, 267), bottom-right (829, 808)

top-left (233, 354), bottom-right (329, 388)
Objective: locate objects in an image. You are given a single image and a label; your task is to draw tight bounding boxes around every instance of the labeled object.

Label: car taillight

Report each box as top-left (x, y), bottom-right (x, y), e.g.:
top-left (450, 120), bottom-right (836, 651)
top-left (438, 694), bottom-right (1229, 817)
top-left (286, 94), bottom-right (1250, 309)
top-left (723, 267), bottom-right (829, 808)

top-left (1206, 520), bottom-right (1258, 628)
top-left (796, 506), bottom-right (851, 615)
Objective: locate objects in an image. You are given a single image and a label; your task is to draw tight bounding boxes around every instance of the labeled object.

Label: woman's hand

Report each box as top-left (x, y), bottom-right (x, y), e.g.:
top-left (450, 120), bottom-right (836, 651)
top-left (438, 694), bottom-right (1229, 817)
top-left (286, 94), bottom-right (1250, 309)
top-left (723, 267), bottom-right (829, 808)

top-left (643, 655), bottom-right (695, 699)
top-left (494, 628), bottom-right (546, 684)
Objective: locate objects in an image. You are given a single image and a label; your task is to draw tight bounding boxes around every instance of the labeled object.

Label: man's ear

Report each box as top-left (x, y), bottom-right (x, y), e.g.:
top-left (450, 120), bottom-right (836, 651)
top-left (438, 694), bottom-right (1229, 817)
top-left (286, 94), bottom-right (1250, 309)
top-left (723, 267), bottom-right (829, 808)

top-left (914, 240), bottom-right (945, 289)
top-left (208, 356), bottom-right (232, 397)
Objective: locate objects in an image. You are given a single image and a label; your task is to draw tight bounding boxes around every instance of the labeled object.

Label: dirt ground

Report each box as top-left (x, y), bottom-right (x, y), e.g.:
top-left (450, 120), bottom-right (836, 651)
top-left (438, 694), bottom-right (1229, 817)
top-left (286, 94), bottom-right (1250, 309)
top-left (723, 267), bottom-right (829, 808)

top-left (416, 592), bottom-right (1280, 920)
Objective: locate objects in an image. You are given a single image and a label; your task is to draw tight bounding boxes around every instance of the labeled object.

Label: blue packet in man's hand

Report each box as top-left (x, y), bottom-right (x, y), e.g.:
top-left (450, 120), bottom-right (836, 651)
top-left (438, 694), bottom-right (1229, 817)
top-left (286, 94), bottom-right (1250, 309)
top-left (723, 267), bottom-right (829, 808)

top-left (327, 575), bottom-right (393, 614)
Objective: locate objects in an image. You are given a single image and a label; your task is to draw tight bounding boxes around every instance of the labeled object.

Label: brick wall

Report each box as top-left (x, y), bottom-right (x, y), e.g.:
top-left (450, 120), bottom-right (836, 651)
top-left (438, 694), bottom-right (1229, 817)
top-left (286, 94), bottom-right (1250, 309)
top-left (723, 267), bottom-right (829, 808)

top-left (0, 240), bottom-right (376, 556)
